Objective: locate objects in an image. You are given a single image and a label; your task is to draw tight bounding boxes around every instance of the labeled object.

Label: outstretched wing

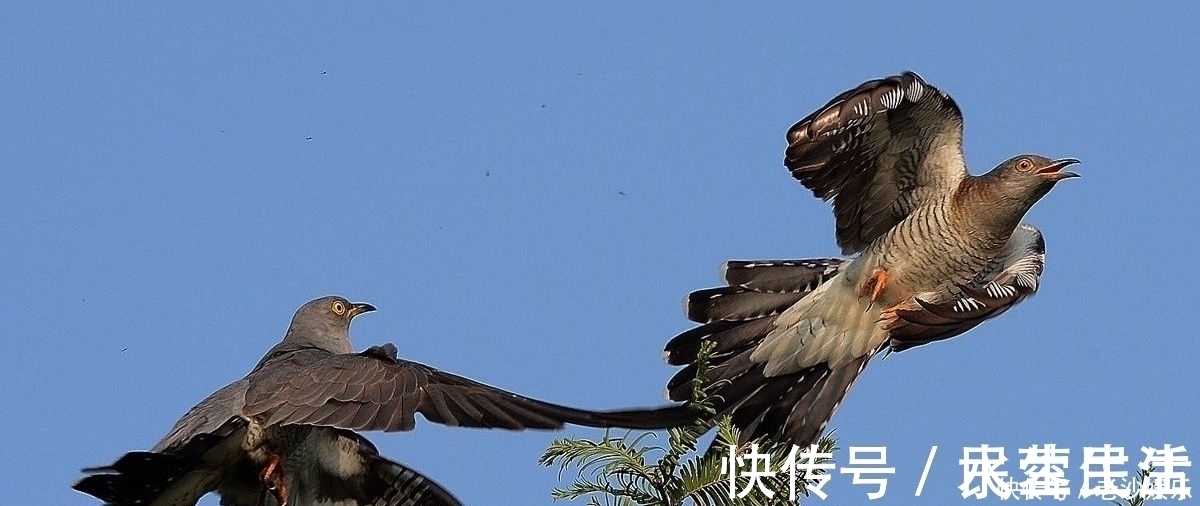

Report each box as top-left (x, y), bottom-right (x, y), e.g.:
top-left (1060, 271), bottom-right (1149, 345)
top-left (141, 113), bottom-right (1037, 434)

top-left (883, 224), bottom-right (1047, 352)
top-left (242, 345), bottom-right (695, 433)
top-left (785, 71), bottom-right (967, 254)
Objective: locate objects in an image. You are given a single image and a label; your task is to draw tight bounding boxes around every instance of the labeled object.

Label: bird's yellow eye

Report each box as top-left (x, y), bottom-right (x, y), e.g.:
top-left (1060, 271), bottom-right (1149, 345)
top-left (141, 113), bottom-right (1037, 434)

top-left (1016, 158), bottom-right (1034, 172)
top-left (331, 300), bottom-right (347, 315)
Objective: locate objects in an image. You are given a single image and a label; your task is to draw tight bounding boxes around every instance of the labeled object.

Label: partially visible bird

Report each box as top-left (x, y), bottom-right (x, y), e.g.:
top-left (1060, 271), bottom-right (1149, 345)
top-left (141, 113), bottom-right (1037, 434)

top-left (663, 71), bottom-right (1080, 447)
top-left (74, 296), bottom-right (696, 506)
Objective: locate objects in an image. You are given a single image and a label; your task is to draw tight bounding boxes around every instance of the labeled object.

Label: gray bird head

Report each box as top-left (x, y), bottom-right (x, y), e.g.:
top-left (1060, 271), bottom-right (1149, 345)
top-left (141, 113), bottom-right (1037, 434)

top-left (973, 155), bottom-right (1080, 230)
top-left (992, 154), bottom-right (1080, 183)
top-left (279, 296), bottom-right (377, 354)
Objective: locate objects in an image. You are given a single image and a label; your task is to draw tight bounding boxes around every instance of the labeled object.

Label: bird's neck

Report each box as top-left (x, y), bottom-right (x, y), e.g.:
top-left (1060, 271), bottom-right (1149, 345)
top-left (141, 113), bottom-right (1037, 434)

top-left (954, 175), bottom-right (1028, 237)
top-left (282, 325), bottom-right (354, 354)
top-left (252, 335), bottom-right (351, 371)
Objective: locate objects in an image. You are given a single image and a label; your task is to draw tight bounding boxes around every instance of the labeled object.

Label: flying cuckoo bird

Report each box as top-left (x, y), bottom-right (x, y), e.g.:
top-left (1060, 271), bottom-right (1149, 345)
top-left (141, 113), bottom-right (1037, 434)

top-left (74, 296), bottom-right (694, 506)
top-left (662, 71), bottom-right (1080, 447)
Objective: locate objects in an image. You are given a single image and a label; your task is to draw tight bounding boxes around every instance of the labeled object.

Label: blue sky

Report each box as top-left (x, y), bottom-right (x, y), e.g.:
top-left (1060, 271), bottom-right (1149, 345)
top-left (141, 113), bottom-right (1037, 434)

top-left (3, 3), bottom-right (1197, 505)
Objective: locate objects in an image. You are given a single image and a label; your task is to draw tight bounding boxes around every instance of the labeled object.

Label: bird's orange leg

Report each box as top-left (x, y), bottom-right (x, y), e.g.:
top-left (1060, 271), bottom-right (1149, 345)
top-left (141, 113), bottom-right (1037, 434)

top-left (258, 452), bottom-right (289, 506)
top-left (859, 267), bottom-right (890, 303)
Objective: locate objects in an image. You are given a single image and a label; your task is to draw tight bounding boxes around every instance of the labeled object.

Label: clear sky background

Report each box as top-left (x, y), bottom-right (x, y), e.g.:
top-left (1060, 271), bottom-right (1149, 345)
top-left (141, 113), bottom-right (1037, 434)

top-left (3, 3), bottom-right (1197, 505)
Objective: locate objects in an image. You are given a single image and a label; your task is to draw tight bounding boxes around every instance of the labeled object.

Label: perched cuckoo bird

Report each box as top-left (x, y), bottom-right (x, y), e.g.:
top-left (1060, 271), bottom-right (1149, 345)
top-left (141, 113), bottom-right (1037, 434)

top-left (662, 72), bottom-right (1080, 447)
top-left (74, 296), bottom-right (695, 506)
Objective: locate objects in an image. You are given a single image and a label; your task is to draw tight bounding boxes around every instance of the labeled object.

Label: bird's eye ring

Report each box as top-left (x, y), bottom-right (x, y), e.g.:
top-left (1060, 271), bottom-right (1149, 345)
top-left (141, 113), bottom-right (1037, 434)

top-left (331, 300), bottom-right (347, 315)
top-left (1016, 158), bottom-right (1034, 172)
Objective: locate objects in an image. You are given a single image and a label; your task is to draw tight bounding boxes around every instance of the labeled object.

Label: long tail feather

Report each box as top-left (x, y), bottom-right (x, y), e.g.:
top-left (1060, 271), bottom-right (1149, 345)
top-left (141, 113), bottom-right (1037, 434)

top-left (663, 258), bottom-right (877, 446)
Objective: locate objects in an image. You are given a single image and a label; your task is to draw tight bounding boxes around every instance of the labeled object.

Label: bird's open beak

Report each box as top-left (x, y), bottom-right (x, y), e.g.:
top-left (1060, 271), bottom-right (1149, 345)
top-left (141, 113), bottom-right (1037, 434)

top-left (1036, 158), bottom-right (1081, 181)
top-left (349, 302), bottom-right (377, 317)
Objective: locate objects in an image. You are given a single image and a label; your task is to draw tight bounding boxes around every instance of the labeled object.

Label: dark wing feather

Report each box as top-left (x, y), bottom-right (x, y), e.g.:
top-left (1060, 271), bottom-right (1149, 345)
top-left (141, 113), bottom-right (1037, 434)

top-left (685, 259), bottom-right (846, 324)
top-left (76, 379), bottom-right (259, 506)
top-left (75, 421), bottom-right (464, 506)
top-left (363, 455), bottom-right (461, 506)
top-left (785, 72), bottom-right (967, 254)
top-left (666, 258), bottom-right (847, 366)
top-left (884, 224), bottom-right (1046, 352)
top-left (74, 418), bottom-right (257, 506)
top-left (309, 430), bottom-right (462, 506)
top-left (243, 348), bottom-right (696, 433)
top-left (720, 259), bottom-right (845, 293)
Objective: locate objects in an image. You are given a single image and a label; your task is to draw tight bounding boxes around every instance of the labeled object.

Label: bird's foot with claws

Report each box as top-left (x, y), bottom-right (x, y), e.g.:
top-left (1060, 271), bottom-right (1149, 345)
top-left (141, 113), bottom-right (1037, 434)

top-left (257, 452), bottom-right (289, 506)
top-left (879, 298), bottom-right (922, 330)
top-left (859, 267), bottom-right (889, 304)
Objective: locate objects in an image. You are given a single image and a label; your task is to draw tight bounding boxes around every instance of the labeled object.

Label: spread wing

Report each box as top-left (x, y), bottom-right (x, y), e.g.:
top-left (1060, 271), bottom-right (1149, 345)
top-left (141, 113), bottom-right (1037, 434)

top-left (882, 224), bottom-right (1047, 352)
top-left (785, 71), bottom-right (968, 254)
top-left (243, 345), bottom-right (693, 432)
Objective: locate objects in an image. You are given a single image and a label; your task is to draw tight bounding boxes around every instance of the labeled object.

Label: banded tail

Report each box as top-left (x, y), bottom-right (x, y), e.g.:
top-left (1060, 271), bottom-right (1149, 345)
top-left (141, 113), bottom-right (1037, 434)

top-left (663, 258), bottom-right (877, 446)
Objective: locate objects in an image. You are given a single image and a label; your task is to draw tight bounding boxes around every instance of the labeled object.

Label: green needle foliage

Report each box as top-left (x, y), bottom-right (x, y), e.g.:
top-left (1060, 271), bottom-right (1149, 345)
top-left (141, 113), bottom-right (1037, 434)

top-left (541, 341), bottom-right (836, 506)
